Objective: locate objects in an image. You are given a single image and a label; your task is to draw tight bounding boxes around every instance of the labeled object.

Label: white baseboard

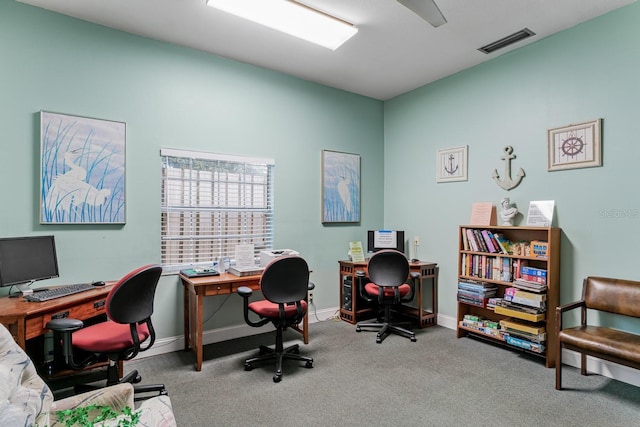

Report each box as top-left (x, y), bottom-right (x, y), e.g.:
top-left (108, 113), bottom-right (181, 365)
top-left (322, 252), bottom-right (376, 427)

top-left (141, 308), bottom-right (640, 388)
top-left (139, 306), bottom-right (338, 359)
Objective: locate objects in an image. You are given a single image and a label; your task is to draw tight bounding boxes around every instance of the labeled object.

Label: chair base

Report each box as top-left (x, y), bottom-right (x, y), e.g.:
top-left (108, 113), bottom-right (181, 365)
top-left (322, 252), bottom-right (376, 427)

top-left (74, 368), bottom-right (167, 400)
top-left (356, 321), bottom-right (417, 343)
top-left (244, 343), bottom-right (313, 383)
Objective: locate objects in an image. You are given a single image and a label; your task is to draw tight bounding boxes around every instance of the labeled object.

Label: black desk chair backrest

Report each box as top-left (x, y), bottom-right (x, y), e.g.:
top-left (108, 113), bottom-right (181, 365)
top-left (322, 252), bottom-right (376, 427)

top-left (47, 264), bottom-right (167, 398)
top-left (260, 255), bottom-right (309, 306)
top-left (367, 250), bottom-right (410, 298)
top-left (356, 250), bottom-right (418, 343)
top-left (237, 255), bottom-right (314, 382)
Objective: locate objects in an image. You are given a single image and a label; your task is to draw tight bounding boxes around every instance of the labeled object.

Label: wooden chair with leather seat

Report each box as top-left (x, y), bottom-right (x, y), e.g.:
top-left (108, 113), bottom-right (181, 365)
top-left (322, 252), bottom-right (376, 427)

top-left (356, 249), bottom-right (420, 343)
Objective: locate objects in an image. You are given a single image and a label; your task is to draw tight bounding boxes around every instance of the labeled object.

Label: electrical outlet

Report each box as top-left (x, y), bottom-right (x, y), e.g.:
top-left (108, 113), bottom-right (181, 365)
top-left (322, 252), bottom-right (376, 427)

top-left (308, 291), bottom-right (314, 304)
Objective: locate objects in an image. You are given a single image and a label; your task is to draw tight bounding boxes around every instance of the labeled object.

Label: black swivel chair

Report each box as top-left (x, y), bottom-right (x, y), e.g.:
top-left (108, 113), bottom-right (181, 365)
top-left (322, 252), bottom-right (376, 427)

top-left (237, 255), bottom-right (314, 382)
top-left (46, 264), bottom-right (167, 398)
top-left (355, 250), bottom-right (420, 343)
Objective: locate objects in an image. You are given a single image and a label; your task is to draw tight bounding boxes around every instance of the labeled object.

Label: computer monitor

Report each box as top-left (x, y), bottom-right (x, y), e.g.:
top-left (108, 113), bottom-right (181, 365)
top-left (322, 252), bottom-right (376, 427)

top-left (0, 235), bottom-right (59, 294)
top-left (367, 230), bottom-right (405, 254)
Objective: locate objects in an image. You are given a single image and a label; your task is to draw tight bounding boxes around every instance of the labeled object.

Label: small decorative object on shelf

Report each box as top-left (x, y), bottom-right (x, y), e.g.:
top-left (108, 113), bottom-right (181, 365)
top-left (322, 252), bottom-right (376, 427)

top-left (499, 197), bottom-right (518, 226)
top-left (457, 225), bottom-right (560, 368)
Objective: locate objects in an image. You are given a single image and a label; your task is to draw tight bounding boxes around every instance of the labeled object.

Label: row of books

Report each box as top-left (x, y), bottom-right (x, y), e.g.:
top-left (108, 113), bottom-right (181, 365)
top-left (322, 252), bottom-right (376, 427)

top-left (512, 278), bottom-right (547, 293)
top-left (459, 314), bottom-right (502, 339)
top-left (502, 317), bottom-right (546, 353)
top-left (461, 228), bottom-right (510, 254)
top-left (459, 314), bottom-right (546, 353)
top-left (457, 280), bottom-right (498, 308)
top-left (461, 254), bottom-right (546, 284)
top-left (461, 227), bottom-right (549, 259)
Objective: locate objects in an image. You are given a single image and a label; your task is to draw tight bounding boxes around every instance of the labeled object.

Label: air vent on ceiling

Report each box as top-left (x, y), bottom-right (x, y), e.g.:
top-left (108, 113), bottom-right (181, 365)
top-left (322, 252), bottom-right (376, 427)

top-left (478, 28), bottom-right (535, 54)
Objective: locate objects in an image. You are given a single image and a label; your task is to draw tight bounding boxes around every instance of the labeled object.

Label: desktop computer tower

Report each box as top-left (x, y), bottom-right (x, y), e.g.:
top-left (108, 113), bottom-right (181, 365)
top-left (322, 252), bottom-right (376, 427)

top-left (342, 275), bottom-right (352, 311)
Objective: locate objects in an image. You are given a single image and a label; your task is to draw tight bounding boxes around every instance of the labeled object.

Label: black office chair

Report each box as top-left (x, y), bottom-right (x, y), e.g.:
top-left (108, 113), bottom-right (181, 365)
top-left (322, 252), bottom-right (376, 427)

top-left (237, 255), bottom-right (314, 382)
top-left (46, 264), bottom-right (167, 398)
top-left (356, 250), bottom-right (420, 343)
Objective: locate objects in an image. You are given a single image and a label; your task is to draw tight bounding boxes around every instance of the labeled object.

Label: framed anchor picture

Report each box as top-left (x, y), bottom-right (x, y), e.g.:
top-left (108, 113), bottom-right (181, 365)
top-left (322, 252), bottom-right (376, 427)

top-left (40, 111), bottom-right (126, 224)
top-left (436, 145), bottom-right (468, 183)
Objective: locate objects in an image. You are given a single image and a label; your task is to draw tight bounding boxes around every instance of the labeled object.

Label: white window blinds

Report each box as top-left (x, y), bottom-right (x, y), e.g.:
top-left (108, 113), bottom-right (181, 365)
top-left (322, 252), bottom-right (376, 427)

top-left (160, 149), bottom-right (275, 272)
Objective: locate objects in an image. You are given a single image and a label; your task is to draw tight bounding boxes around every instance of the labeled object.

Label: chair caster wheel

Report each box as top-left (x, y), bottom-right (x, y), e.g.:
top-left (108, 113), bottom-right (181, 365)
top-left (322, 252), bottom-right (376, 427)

top-left (376, 338), bottom-right (382, 344)
top-left (244, 363), bottom-right (253, 371)
top-left (133, 374), bottom-right (142, 384)
top-left (356, 326), bottom-right (361, 332)
top-left (305, 360), bottom-right (313, 368)
top-left (273, 372), bottom-right (282, 382)
top-left (411, 337), bottom-right (417, 342)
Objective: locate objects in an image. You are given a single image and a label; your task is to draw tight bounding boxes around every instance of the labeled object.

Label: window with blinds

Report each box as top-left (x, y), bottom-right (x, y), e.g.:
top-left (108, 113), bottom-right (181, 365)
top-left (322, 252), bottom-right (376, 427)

top-left (160, 149), bottom-right (274, 273)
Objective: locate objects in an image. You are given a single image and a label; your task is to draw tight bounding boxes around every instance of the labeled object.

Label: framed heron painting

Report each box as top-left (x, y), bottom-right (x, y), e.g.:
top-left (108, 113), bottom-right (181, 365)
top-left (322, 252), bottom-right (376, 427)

top-left (40, 111), bottom-right (126, 224)
top-left (321, 150), bottom-right (360, 223)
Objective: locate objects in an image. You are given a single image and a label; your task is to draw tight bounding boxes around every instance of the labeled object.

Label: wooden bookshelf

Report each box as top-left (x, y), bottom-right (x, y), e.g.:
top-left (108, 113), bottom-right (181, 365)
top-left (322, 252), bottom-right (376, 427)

top-left (456, 225), bottom-right (560, 368)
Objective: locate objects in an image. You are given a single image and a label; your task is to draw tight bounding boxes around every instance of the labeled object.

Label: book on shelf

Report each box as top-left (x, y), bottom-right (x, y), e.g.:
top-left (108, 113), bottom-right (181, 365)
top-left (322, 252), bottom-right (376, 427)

top-left (492, 233), bottom-right (512, 254)
top-left (494, 305), bottom-right (545, 322)
top-left (512, 278), bottom-right (547, 293)
top-left (457, 294), bottom-right (490, 308)
top-left (466, 228), bottom-right (480, 252)
top-left (499, 318), bottom-right (546, 335)
top-left (520, 274), bottom-right (546, 284)
top-left (504, 335), bottom-right (545, 353)
top-left (504, 294), bottom-right (547, 309)
top-left (457, 287), bottom-right (497, 298)
top-left (513, 289), bottom-right (546, 301)
top-left (480, 230), bottom-right (498, 253)
top-left (503, 295), bottom-right (546, 310)
top-left (461, 228), bottom-right (470, 251)
top-left (472, 229), bottom-right (488, 252)
top-left (487, 297), bottom-right (501, 309)
top-left (530, 240), bottom-right (549, 258)
top-left (502, 328), bottom-right (546, 343)
top-left (520, 266), bottom-right (547, 278)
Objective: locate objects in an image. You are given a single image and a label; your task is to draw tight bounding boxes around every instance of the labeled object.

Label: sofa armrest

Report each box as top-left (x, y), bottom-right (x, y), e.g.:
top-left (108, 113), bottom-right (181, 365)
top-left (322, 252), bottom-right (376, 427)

top-left (51, 383), bottom-right (135, 415)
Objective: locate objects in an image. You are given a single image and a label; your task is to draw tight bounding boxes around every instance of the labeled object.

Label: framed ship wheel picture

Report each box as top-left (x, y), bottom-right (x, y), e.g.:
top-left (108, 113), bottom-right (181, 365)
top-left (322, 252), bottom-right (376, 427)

top-left (547, 119), bottom-right (602, 171)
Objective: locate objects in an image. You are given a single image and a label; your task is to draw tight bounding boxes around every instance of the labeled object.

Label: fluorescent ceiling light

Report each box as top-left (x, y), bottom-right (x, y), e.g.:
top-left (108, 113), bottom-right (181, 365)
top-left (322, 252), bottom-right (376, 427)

top-left (206, 0), bottom-right (358, 50)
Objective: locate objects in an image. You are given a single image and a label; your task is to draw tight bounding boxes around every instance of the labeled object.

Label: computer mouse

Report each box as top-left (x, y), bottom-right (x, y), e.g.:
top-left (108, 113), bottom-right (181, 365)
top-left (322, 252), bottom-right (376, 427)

top-left (91, 280), bottom-right (106, 287)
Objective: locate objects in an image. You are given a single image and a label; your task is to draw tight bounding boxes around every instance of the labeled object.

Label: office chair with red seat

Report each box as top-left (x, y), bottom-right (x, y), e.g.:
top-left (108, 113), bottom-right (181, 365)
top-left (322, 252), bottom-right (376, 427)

top-left (356, 250), bottom-right (420, 343)
top-left (46, 264), bottom-right (166, 397)
top-left (237, 255), bottom-right (314, 383)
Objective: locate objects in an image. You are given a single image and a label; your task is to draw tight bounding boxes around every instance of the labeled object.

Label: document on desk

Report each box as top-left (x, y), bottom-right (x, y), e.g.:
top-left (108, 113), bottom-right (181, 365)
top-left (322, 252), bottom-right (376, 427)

top-left (229, 244), bottom-right (263, 276)
top-left (235, 244), bottom-right (255, 268)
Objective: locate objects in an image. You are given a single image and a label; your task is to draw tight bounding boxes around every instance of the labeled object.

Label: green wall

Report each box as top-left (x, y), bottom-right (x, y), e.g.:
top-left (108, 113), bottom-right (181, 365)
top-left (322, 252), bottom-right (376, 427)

top-left (3, 0), bottom-right (640, 347)
top-left (0, 0), bottom-right (384, 338)
top-left (384, 2), bottom-right (640, 329)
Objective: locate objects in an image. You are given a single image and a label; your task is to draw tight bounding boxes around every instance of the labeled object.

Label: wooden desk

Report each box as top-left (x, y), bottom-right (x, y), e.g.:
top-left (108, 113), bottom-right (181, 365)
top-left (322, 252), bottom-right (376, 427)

top-left (180, 272), bottom-right (310, 372)
top-left (338, 260), bottom-right (438, 327)
top-left (0, 284), bottom-right (115, 375)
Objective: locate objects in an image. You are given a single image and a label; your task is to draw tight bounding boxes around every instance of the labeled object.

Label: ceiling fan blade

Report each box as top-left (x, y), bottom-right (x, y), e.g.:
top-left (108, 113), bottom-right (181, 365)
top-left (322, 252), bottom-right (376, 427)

top-left (397, 0), bottom-right (447, 28)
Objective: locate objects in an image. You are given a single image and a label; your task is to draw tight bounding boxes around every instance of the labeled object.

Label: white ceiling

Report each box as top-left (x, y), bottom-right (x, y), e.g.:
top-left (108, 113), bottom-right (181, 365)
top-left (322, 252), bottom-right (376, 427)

top-left (17, 0), bottom-right (636, 100)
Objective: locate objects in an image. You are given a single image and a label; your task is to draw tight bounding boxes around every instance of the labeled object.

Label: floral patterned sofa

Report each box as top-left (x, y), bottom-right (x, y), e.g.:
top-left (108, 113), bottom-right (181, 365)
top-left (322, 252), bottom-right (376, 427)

top-left (0, 323), bottom-right (177, 426)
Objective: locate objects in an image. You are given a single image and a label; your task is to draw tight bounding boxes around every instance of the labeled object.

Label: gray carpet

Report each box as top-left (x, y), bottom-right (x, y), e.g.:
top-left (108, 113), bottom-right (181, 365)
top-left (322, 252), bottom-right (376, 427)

top-left (126, 320), bottom-right (640, 426)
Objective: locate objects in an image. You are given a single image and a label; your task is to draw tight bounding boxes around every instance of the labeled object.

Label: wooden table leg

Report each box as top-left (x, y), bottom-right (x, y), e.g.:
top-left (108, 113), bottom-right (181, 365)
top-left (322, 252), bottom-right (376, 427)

top-left (183, 284), bottom-right (190, 352)
top-left (194, 292), bottom-right (203, 371)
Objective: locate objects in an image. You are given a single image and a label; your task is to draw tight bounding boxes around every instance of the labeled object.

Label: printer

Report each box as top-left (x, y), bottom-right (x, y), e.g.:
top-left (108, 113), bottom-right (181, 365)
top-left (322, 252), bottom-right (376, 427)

top-left (260, 249), bottom-right (300, 267)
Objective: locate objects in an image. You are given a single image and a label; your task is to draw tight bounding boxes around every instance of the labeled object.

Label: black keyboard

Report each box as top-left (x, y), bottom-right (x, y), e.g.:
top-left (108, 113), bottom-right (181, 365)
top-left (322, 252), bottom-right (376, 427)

top-left (24, 283), bottom-right (95, 302)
